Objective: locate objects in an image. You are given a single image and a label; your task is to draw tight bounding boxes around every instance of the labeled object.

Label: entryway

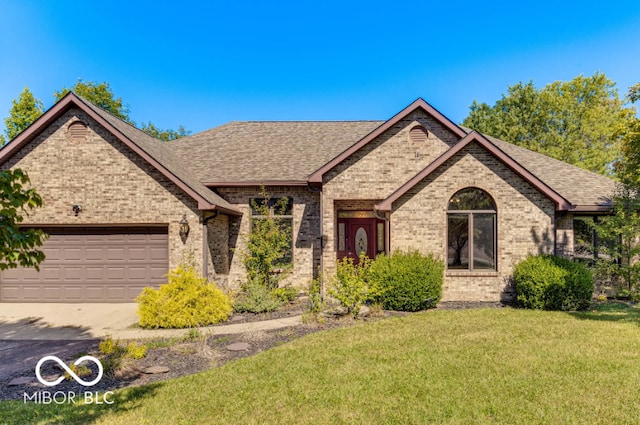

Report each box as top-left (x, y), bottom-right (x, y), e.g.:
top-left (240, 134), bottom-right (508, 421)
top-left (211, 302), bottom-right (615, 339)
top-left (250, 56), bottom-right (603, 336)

top-left (337, 212), bottom-right (385, 262)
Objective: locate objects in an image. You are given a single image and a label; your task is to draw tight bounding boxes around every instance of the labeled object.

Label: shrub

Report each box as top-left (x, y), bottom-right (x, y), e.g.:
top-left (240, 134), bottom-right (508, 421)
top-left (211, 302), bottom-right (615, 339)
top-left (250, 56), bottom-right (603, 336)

top-left (126, 342), bottom-right (148, 360)
top-left (233, 280), bottom-right (284, 313)
top-left (243, 188), bottom-right (292, 290)
top-left (98, 336), bottom-right (148, 377)
top-left (368, 250), bottom-right (444, 312)
top-left (513, 254), bottom-right (594, 311)
top-left (307, 273), bottom-right (324, 313)
top-left (328, 255), bottom-right (372, 317)
top-left (272, 286), bottom-right (298, 303)
top-left (137, 263), bottom-right (233, 328)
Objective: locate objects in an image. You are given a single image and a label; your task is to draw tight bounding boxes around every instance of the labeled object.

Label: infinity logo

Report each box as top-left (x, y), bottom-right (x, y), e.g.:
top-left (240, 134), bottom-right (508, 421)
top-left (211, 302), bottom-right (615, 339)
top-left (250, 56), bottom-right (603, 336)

top-left (35, 355), bottom-right (103, 387)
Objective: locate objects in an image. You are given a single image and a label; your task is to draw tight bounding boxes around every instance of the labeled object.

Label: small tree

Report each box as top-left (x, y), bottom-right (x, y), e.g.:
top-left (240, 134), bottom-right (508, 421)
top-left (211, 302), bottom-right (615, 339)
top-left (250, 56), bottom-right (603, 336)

top-left (0, 169), bottom-right (47, 270)
top-left (593, 185), bottom-right (640, 295)
top-left (1, 87), bottom-right (44, 145)
top-left (243, 187), bottom-right (292, 289)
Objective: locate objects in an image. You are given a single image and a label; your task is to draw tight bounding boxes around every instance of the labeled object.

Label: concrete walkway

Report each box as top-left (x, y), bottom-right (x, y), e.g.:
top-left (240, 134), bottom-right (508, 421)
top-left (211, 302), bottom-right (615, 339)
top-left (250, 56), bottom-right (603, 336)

top-left (0, 303), bottom-right (302, 341)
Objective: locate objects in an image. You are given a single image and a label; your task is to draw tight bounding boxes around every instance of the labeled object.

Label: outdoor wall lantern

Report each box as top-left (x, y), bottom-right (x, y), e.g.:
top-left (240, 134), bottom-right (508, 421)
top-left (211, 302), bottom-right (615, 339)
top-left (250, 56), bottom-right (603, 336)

top-left (72, 205), bottom-right (82, 216)
top-left (179, 214), bottom-right (190, 239)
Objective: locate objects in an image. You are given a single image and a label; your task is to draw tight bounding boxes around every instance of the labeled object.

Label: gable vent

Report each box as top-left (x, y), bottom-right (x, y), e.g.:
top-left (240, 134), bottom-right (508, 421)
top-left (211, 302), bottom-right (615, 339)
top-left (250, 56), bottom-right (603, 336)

top-left (409, 125), bottom-right (429, 143)
top-left (67, 121), bottom-right (88, 143)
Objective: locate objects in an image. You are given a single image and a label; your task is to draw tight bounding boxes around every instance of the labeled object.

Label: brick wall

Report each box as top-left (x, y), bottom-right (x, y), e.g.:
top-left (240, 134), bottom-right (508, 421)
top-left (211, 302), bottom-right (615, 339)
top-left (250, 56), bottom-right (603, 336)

top-left (214, 186), bottom-right (321, 289)
top-left (392, 142), bottom-right (556, 301)
top-left (2, 108), bottom-right (210, 276)
top-left (321, 109), bottom-right (460, 276)
top-left (319, 108), bottom-right (560, 302)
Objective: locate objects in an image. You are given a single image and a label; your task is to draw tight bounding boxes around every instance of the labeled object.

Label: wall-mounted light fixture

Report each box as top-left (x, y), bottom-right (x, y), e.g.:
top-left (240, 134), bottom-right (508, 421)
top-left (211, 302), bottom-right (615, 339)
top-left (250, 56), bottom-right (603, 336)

top-left (72, 205), bottom-right (82, 216)
top-left (179, 214), bottom-right (190, 239)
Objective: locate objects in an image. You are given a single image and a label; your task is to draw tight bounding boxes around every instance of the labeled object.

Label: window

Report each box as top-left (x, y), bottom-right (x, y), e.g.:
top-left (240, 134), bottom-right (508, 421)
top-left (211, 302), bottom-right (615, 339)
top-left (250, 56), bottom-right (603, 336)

top-left (447, 188), bottom-right (496, 271)
top-left (250, 197), bottom-right (293, 265)
top-left (573, 216), bottom-right (619, 264)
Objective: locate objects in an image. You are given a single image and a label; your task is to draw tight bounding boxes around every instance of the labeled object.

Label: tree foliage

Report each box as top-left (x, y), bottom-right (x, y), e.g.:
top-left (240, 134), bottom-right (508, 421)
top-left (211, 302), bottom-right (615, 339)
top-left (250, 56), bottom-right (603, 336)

top-left (0, 169), bottom-right (47, 270)
top-left (616, 82), bottom-right (640, 186)
top-left (0, 87), bottom-right (44, 145)
top-left (54, 80), bottom-right (132, 123)
top-left (242, 188), bottom-right (292, 290)
top-left (140, 122), bottom-right (191, 141)
top-left (462, 73), bottom-right (636, 176)
top-left (593, 184), bottom-right (640, 295)
top-left (1, 80), bottom-right (190, 143)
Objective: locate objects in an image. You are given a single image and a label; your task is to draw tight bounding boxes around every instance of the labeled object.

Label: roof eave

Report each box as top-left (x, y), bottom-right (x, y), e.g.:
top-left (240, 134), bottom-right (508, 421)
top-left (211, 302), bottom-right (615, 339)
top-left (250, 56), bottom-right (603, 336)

top-left (375, 131), bottom-right (573, 213)
top-left (204, 180), bottom-right (309, 187)
top-left (308, 98), bottom-right (467, 184)
top-left (570, 205), bottom-right (613, 214)
top-left (0, 92), bottom-right (241, 215)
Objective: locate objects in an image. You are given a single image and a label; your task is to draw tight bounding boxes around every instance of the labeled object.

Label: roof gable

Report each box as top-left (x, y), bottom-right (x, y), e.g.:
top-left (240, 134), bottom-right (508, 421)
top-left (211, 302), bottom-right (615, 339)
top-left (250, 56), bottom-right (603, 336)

top-left (0, 92), bottom-right (240, 215)
top-left (308, 98), bottom-right (467, 184)
top-left (375, 131), bottom-right (573, 212)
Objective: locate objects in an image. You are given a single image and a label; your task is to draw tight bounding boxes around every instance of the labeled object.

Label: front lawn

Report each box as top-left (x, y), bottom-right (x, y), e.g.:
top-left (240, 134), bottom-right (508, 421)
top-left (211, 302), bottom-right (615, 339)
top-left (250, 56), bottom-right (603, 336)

top-left (3, 303), bottom-right (640, 424)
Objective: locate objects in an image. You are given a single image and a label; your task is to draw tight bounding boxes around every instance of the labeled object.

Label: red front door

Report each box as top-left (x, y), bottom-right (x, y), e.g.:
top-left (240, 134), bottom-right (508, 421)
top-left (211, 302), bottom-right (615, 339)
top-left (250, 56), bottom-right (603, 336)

top-left (337, 217), bottom-right (383, 262)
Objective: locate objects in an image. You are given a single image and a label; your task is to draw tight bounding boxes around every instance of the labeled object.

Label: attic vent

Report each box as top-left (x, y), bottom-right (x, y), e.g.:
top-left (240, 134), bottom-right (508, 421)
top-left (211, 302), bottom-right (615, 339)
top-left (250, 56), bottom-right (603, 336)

top-left (409, 125), bottom-right (429, 143)
top-left (67, 121), bottom-right (88, 143)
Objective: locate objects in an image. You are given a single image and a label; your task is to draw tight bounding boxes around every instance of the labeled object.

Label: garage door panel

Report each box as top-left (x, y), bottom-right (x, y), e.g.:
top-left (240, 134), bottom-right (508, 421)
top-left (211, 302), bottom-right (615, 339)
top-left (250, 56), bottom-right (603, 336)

top-left (85, 248), bottom-right (105, 261)
top-left (85, 287), bottom-right (105, 300)
top-left (0, 227), bottom-right (169, 302)
top-left (64, 248), bottom-right (84, 261)
top-left (128, 247), bottom-right (149, 261)
top-left (106, 248), bottom-right (125, 261)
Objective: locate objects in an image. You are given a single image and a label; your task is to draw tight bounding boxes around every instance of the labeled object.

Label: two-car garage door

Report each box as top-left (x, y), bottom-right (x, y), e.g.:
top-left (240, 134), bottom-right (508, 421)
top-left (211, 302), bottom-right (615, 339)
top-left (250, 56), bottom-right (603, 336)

top-left (0, 227), bottom-right (168, 302)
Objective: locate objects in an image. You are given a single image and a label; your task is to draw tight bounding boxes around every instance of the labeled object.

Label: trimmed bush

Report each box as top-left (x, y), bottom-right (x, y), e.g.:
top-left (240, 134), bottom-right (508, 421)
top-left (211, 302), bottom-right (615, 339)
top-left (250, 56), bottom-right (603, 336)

top-left (513, 254), bottom-right (594, 311)
top-left (137, 264), bottom-right (233, 328)
top-left (368, 250), bottom-right (444, 312)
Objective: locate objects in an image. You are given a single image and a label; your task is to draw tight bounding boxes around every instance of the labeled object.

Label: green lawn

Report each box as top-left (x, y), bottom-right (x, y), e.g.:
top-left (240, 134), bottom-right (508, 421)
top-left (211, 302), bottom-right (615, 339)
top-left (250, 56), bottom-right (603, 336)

top-left (3, 303), bottom-right (640, 424)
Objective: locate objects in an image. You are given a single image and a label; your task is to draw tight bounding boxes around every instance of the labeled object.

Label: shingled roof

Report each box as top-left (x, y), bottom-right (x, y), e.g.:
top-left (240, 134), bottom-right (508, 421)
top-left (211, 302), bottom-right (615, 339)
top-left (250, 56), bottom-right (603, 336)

top-left (166, 103), bottom-right (616, 212)
top-left (165, 121), bottom-right (383, 184)
top-left (0, 93), bottom-right (241, 215)
top-left (480, 132), bottom-right (616, 209)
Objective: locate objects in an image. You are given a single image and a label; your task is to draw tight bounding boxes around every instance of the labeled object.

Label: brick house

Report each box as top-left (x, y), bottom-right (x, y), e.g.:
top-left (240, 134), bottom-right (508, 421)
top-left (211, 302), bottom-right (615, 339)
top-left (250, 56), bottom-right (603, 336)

top-left (0, 93), bottom-right (616, 302)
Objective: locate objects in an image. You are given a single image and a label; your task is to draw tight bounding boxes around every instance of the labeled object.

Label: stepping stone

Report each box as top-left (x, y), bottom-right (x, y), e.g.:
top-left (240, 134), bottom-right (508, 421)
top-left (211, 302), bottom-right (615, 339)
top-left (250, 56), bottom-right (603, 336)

top-left (8, 377), bottom-right (34, 386)
top-left (226, 342), bottom-right (250, 352)
top-left (142, 366), bottom-right (170, 374)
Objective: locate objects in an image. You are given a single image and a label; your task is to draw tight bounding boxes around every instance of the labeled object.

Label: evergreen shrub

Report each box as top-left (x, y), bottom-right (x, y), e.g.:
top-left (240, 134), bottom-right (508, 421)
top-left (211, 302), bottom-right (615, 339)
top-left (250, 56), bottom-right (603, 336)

top-left (513, 254), bottom-right (593, 311)
top-left (137, 263), bottom-right (232, 328)
top-left (368, 250), bottom-right (444, 312)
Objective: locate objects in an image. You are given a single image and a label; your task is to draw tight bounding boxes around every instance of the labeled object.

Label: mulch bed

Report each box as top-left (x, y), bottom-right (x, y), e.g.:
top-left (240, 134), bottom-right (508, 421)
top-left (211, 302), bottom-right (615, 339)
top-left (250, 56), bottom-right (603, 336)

top-left (0, 298), bottom-right (506, 401)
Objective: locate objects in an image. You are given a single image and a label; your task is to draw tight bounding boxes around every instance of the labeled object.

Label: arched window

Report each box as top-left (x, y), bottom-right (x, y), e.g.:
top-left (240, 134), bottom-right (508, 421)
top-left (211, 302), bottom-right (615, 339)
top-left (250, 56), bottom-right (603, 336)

top-left (447, 188), bottom-right (496, 271)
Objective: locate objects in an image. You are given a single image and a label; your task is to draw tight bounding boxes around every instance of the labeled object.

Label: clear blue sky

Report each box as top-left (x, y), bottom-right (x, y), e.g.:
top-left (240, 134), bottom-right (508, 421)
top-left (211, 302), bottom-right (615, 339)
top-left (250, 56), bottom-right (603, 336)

top-left (1, 0), bottom-right (639, 135)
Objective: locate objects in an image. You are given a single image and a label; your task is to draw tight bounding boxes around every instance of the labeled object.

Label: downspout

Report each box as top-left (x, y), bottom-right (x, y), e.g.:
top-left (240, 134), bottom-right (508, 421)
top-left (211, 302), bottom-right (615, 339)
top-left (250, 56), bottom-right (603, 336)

top-left (202, 210), bottom-right (219, 278)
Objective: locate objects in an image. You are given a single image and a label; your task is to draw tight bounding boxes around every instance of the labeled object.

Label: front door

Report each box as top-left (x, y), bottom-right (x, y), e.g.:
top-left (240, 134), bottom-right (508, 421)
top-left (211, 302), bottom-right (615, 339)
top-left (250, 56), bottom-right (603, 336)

top-left (337, 217), bottom-right (384, 262)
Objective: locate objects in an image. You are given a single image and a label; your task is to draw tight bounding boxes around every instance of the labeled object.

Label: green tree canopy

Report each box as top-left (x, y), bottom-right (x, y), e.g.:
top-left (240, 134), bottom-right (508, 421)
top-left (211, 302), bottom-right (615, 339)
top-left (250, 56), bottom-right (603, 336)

top-left (140, 122), bottom-right (192, 142)
top-left (616, 82), bottom-right (640, 186)
top-left (462, 73), bottom-right (636, 177)
top-left (0, 87), bottom-right (44, 145)
top-left (0, 80), bottom-right (190, 143)
top-left (54, 80), bottom-right (132, 123)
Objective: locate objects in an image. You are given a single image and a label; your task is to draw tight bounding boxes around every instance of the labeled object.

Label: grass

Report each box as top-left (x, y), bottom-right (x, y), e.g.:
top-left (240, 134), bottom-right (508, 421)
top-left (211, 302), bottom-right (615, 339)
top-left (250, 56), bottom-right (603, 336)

top-left (2, 303), bottom-right (640, 424)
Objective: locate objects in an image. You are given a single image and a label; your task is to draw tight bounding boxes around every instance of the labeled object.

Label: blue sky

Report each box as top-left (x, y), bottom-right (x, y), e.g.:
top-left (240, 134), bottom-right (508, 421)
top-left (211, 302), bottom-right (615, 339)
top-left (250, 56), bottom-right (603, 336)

top-left (1, 1), bottom-right (639, 135)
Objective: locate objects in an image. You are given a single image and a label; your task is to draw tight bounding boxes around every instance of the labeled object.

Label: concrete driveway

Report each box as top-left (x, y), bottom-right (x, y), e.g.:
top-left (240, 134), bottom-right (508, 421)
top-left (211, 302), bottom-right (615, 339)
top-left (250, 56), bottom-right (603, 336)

top-left (0, 303), bottom-right (302, 381)
top-left (0, 303), bottom-right (139, 340)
